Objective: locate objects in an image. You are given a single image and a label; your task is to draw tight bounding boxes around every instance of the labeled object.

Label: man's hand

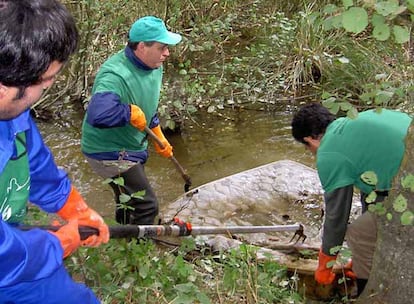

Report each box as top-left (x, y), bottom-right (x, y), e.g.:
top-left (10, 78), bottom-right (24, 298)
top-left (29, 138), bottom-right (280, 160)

top-left (315, 249), bottom-right (336, 285)
top-left (130, 105), bottom-right (147, 131)
top-left (342, 260), bottom-right (357, 280)
top-left (57, 186), bottom-right (109, 247)
top-left (49, 219), bottom-right (81, 258)
top-left (151, 125), bottom-right (173, 158)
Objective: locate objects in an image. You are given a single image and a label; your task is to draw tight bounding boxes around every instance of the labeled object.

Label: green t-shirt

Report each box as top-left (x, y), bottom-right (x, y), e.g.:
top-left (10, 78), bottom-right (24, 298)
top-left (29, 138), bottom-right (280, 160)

top-left (81, 50), bottom-right (162, 154)
top-left (317, 109), bottom-right (412, 194)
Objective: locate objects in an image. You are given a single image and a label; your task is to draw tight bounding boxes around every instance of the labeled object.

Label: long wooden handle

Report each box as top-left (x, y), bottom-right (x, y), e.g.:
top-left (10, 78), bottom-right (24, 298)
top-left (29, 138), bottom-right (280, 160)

top-left (144, 126), bottom-right (192, 188)
top-left (144, 126), bottom-right (165, 149)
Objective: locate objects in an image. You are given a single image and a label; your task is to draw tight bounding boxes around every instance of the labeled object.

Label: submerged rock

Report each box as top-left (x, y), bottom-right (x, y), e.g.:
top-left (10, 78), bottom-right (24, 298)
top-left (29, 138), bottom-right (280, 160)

top-left (164, 160), bottom-right (317, 245)
top-left (161, 160), bottom-right (361, 245)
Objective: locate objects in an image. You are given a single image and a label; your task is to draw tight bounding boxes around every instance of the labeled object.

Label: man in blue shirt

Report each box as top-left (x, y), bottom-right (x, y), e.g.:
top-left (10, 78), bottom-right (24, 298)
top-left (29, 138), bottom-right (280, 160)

top-left (0, 1), bottom-right (109, 303)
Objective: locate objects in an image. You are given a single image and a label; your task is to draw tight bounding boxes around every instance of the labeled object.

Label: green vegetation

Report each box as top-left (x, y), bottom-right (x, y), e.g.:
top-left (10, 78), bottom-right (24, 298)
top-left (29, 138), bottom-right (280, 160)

top-left (66, 238), bottom-right (303, 304)
top-left (38, 0), bottom-right (412, 129)
top-left (26, 204), bottom-right (308, 303)
top-left (360, 170), bottom-right (414, 225)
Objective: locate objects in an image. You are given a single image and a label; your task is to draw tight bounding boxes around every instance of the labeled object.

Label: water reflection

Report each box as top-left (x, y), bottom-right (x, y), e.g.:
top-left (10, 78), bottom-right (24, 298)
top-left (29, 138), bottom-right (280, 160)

top-left (37, 106), bottom-right (314, 220)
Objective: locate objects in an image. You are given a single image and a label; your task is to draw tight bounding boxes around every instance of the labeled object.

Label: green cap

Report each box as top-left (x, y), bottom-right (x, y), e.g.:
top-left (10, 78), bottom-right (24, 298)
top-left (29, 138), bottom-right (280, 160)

top-left (129, 16), bottom-right (182, 45)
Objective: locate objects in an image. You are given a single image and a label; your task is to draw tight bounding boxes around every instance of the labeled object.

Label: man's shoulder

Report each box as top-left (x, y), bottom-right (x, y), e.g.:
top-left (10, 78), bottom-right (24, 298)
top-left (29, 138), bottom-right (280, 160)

top-left (99, 50), bottom-right (128, 70)
top-left (359, 108), bottom-right (411, 120)
top-left (94, 51), bottom-right (133, 84)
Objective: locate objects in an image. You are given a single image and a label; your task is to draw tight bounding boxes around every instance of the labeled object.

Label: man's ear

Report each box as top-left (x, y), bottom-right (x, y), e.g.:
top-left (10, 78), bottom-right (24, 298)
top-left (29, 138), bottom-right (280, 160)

top-left (137, 41), bottom-right (145, 50)
top-left (0, 84), bottom-right (8, 99)
top-left (303, 136), bottom-right (313, 145)
top-left (303, 135), bottom-right (322, 154)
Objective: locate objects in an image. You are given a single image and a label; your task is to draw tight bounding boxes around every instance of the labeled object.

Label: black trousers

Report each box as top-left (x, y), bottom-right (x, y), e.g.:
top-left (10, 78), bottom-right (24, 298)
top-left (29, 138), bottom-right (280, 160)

top-left (109, 163), bottom-right (158, 225)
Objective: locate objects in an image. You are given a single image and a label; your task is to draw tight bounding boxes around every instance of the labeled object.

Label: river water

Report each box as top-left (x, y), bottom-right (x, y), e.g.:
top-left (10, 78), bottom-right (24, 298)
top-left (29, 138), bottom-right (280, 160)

top-left (37, 104), bottom-right (315, 220)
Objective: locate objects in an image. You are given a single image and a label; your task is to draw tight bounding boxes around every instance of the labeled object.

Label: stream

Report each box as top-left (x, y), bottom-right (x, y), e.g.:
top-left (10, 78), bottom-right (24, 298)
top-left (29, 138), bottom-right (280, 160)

top-left (37, 104), bottom-right (315, 222)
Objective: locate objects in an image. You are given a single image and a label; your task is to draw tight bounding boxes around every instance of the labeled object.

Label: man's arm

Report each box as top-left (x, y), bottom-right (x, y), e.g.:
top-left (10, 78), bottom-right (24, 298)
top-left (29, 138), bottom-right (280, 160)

top-left (26, 116), bottom-right (70, 212)
top-left (86, 92), bottom-right (131, 128)
top-left (314, 184), bottom-right (355, 284)
top-left (322, 184), bottom-right (354, 255)
top-left (25, 116), bottom-right (108, 253)
top-left (0, 220), bottom-right (64, 287)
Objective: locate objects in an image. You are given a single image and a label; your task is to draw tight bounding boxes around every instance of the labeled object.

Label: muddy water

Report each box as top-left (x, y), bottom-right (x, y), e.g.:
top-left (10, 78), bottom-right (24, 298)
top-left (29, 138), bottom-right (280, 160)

top-left (37, 105), bottom-right (315, 221)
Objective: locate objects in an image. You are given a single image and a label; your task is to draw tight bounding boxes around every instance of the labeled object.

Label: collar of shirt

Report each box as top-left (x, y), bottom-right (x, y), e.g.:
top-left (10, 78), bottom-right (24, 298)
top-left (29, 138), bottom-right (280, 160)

top-left (125, 46), bottom-right (155, 71)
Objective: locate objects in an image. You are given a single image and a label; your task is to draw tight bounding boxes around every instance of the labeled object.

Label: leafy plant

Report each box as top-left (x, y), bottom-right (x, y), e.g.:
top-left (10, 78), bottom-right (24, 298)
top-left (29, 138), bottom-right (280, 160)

top-left (358, 170), bottom-right (414, 225)
top-left (318, 0), bottom-right (413, 112)
top-left (65, 238), bottom-right (303, 303)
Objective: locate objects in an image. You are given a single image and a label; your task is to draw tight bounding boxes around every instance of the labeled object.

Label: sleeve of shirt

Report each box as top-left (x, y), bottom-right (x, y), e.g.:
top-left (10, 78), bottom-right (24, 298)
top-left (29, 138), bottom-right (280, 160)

top-left (26, 118), bottom-right (71, 213)
top-left (0, 220), bottom-right (64, 287)
top-left (86, 72), bottom-right (131, 128)
top-left (149, 113), bottom-right (160, 129)
top-left (321, 184), bottom-right (354, 255)
top-left (86, 92), bottom-right (130, 128)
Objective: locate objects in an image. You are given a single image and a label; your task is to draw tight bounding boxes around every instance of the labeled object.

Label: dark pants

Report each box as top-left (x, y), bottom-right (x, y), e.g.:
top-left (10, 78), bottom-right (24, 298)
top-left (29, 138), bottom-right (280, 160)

top-left (346, 191), bottom-right (388, 296)
top-left (110, 163), bottom-right (158, 225)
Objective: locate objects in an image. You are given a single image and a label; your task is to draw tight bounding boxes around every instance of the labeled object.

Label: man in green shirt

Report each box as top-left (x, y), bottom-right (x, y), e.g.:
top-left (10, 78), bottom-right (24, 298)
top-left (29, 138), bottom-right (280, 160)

top-left (81, 16), bottom-right (182, 225)
top-left (291, 103), bottom-right (411, 296)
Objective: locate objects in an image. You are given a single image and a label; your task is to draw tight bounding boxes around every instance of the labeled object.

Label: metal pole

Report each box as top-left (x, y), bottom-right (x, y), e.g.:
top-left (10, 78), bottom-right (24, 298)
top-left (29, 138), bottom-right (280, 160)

top-left (19, 223), bottom-right (303, 240)
top-left (191, 224), bottom-right (302, 235)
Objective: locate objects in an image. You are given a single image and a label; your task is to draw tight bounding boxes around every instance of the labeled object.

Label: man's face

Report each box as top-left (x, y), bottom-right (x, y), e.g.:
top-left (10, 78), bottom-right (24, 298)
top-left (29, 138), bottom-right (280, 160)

top-left (0, 61), bottom-right (63, 120)
top-left (136, 42), bottom-right (170, 69)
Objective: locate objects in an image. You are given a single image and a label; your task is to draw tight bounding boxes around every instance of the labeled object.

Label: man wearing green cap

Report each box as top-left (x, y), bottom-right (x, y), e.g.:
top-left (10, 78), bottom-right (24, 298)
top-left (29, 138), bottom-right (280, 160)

top-left (81, 16), bottom-right (182, 225)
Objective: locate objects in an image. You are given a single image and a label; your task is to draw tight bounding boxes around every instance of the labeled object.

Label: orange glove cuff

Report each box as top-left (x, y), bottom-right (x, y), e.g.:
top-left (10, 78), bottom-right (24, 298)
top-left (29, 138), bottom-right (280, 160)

top-left (130, 105), bottom-right (147, 131)
top-left (315, 249), bottom-right (337, 285)
top-left (151, 125), bottom-right (173, 158)
top-left (57, 186), bottom-right (88, 220)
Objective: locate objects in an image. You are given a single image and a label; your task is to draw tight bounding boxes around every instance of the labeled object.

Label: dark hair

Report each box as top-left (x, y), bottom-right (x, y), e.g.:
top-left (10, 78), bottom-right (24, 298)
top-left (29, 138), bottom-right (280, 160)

top-left (127, 41), bottom-right (155, 50)
top-left (291, 103), bottom-right (336, 144)
top-left (0, 0), bottom-right (78, 87)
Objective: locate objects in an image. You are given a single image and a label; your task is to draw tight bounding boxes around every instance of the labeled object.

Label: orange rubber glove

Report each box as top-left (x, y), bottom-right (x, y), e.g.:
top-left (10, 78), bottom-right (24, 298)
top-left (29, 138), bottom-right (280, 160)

top-left (343, 260), bottom-right (357, 280)
top-left (315, 249), bottom-right (336, 285)
top-left (49, 219), bottom-right (81, 258)
top-left (151, 125), bottom-right (173, 158)
top-left (57, 186), bottom-right (109, 247)
top-left (130, 105), bottom-right (147, 131)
